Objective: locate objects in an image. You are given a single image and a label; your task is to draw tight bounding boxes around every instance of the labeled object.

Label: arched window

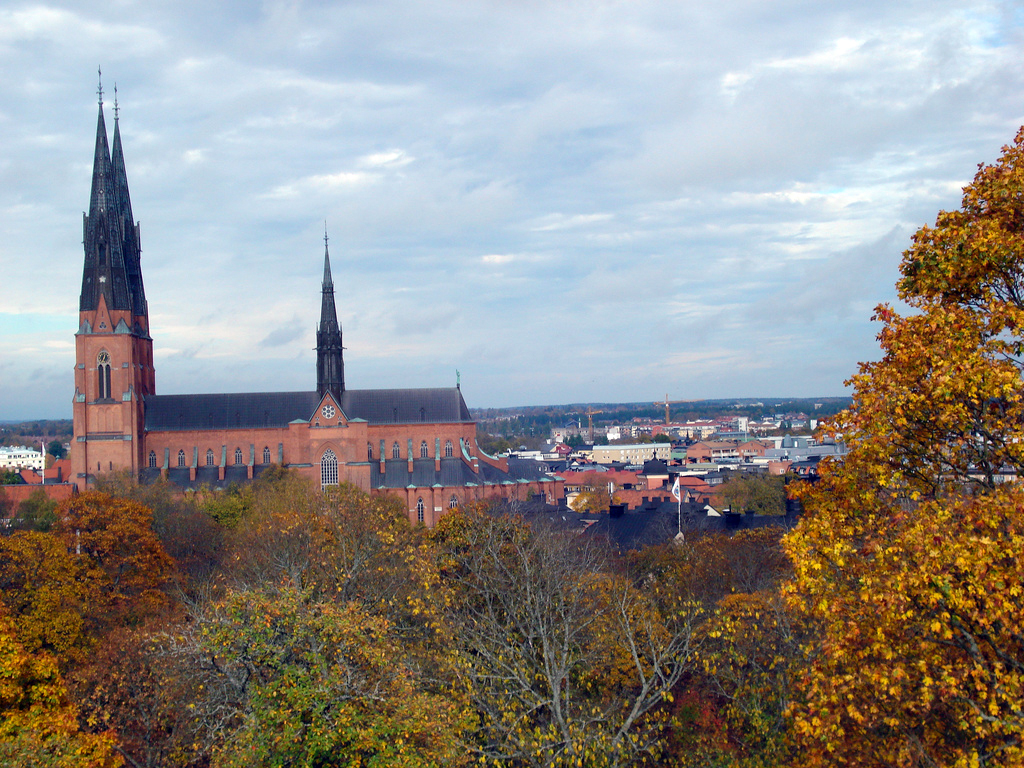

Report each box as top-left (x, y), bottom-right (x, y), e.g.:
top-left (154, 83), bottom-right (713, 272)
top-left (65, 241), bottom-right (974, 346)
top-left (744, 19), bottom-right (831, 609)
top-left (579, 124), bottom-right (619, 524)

top-left (367, 443), bottom-right (374, 460)
top-left (449, 495), bottom-right (459, 509)
top-left (392, 441), bottom-right (401, 459)
top-left (263, 446), bottom-right (271, 464)
top-left (321, 449), bottom-right (338, 488)
top-left (177, 449), bottom-right (186, 467)
top-left (420, 441), bottom-right (429, 458)
top-left (416, 497), bottom-right (425, 523)
top-left (206, 449), bottom-right (214, 466)
top-left (444, 440), bottom-right (453, 458)
top-left (148, 451), bottom-right (156, 468)
top-left (234, 447), bottom-right (243, 465)
top-left (97, 351), bottom-right (111, 400)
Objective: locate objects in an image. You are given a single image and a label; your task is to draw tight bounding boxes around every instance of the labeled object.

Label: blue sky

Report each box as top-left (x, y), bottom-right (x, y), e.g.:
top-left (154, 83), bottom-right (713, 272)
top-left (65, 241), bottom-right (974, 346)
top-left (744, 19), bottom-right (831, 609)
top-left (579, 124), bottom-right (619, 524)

top-left (1, 0), bottom-right (1023, 420)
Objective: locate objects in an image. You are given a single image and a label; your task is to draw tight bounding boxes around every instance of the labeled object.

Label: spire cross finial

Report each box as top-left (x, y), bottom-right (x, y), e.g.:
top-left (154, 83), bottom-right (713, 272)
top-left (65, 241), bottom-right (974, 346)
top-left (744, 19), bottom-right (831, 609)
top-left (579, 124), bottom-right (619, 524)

top-left (97, 66), bottom-right (103, 106)
top-left (324, 221), bottom-right (329, 249)
top-left (114, 83), bottom-right (119, 120)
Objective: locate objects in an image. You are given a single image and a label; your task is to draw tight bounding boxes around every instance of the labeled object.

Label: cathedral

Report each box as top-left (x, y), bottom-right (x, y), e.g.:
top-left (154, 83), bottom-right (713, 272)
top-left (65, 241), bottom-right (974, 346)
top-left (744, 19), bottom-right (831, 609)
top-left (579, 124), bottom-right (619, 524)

top-left (70, 89), bottom-right (562, 525)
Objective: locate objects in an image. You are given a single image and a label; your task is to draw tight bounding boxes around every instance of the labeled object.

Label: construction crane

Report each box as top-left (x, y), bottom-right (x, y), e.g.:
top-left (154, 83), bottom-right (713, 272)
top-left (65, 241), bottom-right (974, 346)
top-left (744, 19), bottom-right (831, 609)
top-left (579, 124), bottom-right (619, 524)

top-left (586, 407), bottom-right (604, 443)
top-left (655, 394), bottom-right (695, 426)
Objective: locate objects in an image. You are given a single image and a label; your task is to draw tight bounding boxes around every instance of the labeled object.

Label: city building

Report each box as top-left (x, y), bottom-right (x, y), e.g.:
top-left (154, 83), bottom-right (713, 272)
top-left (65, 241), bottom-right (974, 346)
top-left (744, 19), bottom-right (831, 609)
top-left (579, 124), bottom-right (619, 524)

top-left (0, 446), bottom-right (44, 471)
top-left (589, 443), bottom-right (671, 464)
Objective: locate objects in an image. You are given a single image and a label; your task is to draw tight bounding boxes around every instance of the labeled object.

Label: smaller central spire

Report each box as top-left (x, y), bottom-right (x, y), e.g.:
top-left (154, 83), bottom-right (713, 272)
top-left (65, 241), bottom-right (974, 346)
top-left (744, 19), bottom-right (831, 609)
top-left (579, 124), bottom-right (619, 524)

top-left (316, 228), bottom-right (345, 401)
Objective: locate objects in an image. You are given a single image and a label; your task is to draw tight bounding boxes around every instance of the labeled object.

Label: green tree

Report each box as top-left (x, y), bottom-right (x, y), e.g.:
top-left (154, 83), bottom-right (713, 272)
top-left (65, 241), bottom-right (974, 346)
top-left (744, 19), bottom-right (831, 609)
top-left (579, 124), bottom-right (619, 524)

top-left (47, 441), bottom-right (67, 461)
top-left (786, 126), bottom-right (1024, 766)
top-left (14, 490), bottom-right (58, 532)
top-left (713, 473), bottom-right (787, 516)
top-left (0, 468), bottom-right (22, 486)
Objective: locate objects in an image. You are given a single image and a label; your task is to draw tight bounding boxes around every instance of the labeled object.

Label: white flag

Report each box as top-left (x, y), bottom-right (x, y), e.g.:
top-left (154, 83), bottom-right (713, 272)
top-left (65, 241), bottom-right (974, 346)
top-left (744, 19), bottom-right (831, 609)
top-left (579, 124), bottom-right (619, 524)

top-left (671, 475), bottom-right (681, 501)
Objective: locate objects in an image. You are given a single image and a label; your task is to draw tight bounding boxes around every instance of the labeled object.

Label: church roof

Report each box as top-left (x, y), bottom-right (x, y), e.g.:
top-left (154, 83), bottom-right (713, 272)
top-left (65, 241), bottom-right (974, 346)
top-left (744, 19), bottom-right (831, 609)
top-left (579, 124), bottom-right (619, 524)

top-left (144, 391), bottom-right (321, 431)
top-left (370, 455), bottom-right (550, 489)
top-left (144, 387), bottom-right (472, 431)
top-left (341, 388), bottom-right (472, 424)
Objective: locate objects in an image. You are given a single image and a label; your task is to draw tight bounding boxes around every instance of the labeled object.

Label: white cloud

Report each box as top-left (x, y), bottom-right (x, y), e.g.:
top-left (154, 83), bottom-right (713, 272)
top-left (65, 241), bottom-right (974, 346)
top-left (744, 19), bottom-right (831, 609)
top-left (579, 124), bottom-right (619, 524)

top-left (1, 0), bottom-right (1022, 417)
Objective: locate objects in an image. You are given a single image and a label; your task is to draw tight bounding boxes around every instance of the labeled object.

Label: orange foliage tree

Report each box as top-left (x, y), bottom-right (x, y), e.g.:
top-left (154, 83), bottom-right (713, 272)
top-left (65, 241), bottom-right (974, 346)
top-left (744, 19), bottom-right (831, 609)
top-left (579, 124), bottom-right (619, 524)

top-left (787, 127), bottom-right (1024, 766)
top-left (0, 607), bottom-right (121, 767)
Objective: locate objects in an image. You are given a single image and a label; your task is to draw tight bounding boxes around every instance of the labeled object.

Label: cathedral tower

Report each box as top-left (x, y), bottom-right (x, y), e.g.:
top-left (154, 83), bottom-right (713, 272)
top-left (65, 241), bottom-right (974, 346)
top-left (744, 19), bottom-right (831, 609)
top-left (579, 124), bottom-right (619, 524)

top-left (72, 81), bottom-right (154, 486)
top-left (316, 230), bottom-right (345, 402)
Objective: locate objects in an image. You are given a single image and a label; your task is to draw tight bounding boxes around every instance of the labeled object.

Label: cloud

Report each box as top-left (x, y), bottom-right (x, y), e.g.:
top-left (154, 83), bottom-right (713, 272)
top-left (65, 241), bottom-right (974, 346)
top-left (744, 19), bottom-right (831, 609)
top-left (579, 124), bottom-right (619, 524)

top-left (1, 0), bottom-right (1022, 418)
top-left (259, 322), bottom-right (305, 348)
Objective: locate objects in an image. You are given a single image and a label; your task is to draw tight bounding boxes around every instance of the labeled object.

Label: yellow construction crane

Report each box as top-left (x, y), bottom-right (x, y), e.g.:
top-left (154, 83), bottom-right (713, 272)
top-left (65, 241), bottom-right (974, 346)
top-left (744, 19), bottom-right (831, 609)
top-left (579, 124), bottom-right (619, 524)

top-left (655, 394), bottom-right (694, 426)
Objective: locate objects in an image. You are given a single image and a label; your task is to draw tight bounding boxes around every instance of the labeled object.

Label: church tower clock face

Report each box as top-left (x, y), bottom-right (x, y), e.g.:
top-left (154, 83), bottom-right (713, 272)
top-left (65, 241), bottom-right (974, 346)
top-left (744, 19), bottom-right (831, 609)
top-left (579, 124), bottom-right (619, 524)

top-left (322, 404), bottom-right (336, 419)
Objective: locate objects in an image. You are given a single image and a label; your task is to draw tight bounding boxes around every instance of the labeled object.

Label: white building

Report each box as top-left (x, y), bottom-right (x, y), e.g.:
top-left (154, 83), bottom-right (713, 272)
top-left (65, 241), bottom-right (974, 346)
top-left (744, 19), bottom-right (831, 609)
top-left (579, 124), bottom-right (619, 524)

top-left (590, 443), bottom-right (671, 464)
top-left (0, 445), bottom-right (44, 471)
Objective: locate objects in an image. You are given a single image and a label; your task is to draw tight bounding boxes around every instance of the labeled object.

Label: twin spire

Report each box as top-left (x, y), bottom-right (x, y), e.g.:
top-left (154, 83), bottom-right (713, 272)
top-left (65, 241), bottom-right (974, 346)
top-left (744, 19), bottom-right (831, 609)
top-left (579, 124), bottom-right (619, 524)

top-left (80, 70), bottom-right (146, 319)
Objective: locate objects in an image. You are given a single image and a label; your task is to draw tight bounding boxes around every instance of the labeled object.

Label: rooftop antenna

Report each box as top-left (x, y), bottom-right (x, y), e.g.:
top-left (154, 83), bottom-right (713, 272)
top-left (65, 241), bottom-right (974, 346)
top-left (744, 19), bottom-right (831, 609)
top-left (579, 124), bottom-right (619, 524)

top-left (97, 66), bottom-right (103, 106)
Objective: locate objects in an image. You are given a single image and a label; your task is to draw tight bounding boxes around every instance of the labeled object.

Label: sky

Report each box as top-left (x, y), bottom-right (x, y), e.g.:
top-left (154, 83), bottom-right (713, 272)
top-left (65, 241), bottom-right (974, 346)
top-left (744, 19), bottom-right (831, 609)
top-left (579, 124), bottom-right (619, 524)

top-left (2, 1), bottom-right (1024, 420)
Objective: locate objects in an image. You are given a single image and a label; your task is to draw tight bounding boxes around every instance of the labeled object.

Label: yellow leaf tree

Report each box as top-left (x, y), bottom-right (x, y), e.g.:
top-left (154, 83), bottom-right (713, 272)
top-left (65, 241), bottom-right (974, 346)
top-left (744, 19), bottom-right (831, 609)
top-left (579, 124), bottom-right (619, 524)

top-left (787, 127), bottom-right (1024, 766)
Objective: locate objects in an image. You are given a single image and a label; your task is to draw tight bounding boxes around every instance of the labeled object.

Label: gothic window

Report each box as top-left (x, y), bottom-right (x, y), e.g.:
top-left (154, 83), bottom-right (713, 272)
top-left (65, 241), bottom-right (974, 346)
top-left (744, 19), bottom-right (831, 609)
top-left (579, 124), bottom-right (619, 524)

top-left (416, 497), bottom-right (425, 524)
top-left (206, 449), bottom-right (214, 466)
top-left (367, 443), bottom-right (373, 460)
top-left (177, 449), bottom-right (186, 468)
top-left (392, 442), bottom-right (401, 459)
top-left (263, 446), bottom-right (271, 464)
top-left (97, 351), bottom-right (111, 400)
top-left (449, 495), bottom-right (459, 509)
top-left (420, 441), bottom-right (429, 458)
top-left (321, 449), bottom-right (338, 488)
top-left (444, 440), bottom-right (453, 458)
top-left (148, 451), bottom-right (156, 469)
top-left (234, 448), bottom-right (243, 465)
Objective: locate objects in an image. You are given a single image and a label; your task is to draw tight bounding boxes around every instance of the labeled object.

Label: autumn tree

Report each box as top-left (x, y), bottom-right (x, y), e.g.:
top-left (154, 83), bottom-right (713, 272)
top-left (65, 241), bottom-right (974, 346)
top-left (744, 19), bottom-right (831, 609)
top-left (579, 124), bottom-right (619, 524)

top-left (786, 127), bottom-right (1024, 766)
top-left (179, 586), bottom-right (471, 767)
top-left (571, 472), bottom-right (619, 514)
top-left (432, 507), bottom-right (705, 767)
top-left (0, 607), bottom-right (121, 767)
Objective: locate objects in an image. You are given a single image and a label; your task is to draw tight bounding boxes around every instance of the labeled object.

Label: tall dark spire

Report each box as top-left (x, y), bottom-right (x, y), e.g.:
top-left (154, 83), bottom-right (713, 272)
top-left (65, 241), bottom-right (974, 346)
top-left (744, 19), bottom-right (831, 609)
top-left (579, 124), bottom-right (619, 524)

top-left (80, 86), bottom-right (132, 314)
top-left (110, 87), bottom-right (147, 319)
top-left (316, 227), bottom-right (345, 401)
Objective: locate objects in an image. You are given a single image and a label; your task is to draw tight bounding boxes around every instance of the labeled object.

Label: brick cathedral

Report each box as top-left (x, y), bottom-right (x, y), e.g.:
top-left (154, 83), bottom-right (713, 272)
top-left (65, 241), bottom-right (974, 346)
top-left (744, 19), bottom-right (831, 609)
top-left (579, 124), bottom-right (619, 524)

top-left (71, 89), bottom-right (562, 525)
